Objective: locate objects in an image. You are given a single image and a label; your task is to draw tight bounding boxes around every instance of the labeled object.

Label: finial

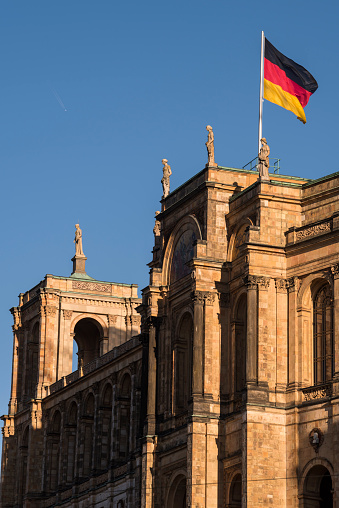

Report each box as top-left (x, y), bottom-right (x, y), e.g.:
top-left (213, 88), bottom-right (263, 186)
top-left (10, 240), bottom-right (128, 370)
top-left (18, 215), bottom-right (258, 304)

top-left (161, 159), bottom-right (172, 198)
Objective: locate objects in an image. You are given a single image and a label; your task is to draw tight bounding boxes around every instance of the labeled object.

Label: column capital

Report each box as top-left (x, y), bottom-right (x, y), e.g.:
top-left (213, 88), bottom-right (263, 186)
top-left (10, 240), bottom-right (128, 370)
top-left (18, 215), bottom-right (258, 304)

top-left (243, 275), bottom-right (270, 289)
top-left (331, 263), bottom-right (339, 279)
top-left (191, 290), bottom-right (216, 305)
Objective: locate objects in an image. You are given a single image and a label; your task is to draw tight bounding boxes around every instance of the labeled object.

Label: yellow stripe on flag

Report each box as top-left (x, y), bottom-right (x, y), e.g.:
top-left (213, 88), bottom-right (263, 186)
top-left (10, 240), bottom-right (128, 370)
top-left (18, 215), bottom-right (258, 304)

top-left (264, 78), bottom-right (306, 124)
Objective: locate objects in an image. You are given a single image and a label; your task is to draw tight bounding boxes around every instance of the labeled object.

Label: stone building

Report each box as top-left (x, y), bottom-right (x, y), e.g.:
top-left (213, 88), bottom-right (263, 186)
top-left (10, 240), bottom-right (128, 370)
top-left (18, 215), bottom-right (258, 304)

top-left (1, 152), bottom-right (339, 507)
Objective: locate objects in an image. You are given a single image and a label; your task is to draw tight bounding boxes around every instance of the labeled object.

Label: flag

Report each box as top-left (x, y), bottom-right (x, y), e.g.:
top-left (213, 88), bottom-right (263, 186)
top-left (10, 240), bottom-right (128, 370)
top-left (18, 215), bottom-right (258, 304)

top-left (264, 38), bottom-right (318, 123)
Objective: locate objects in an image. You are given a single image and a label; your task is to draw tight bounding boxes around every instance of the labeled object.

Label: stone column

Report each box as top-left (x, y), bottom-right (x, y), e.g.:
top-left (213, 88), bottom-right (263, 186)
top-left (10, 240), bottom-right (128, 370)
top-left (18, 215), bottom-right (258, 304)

top-left (141, 317), bottom-right (159, 508)
top-left (275, 279), bottom-right (289, 391)
top-left (146, 317), bottom-right (158, 435)
top-left (9, 308), bottom-right (22, 414)
top-left (191, 291), bottom-right (205, 397)
top-left (287, 277), bottom-right (300, 388)
top-left (219, 293), bottom-right (231, 400)
top-left (243, 276), bottom-right (258, 385)
top-left (332, 264), bottom-right (339, 388)
top-left (59, 310), bottom-right (73, 377)
top-left (108, 374), bottom-right (117, 481)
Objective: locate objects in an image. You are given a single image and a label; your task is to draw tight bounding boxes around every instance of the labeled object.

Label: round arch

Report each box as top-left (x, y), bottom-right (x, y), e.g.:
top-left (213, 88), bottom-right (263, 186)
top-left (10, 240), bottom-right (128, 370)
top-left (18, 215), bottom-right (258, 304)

top-left (227, 471), bottom-right (242, 507)
top-left (227, 218), bottom-right (253, 263)
top-left (297, 272), bottom-right (333, 310)
top-left (72, 316), bottom-right (106, 368)
top-left (162, 215), bottom-right (202, 286)
top-left (299, 458), bottom-right (334, 508)
top-left (166, 471), bottom-right (187, 508)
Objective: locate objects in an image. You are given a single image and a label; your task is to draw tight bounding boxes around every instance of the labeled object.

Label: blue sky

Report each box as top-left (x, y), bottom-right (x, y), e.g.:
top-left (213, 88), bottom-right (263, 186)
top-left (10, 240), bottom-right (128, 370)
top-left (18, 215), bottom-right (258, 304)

top-left (0, 0), bottom-right (338, 418)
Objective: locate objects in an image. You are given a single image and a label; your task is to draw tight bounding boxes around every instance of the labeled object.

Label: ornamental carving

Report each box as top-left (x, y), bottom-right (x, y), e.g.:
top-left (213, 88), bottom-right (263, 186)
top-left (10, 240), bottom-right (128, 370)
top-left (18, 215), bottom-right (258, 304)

top-left (275, 278), bottom-right (289, 292)
top-left (302, 383), bottom-right (333, 401)
top-left (309, 428), bottom-right (324, 452)
top-left (331, 263), bottom-right (339, 279)
top-left (243, 275), bottom-right (270, 289)
top-left (131, 315), bottom-right (141, 326)
top-left (63, 310), bottom-right (72, 320)
top-left (191, 291), bottom-right (215, 305)
top-left (287, 277), bottom-right (301, 293)
top-left (296, 222), bottom-right (331, 241)
top-left (44, 306), bottom-right (57, 317)
top-left (72, 281), bottom-right (111, 293)
top-left (108, 315), bottom-right (118, 325)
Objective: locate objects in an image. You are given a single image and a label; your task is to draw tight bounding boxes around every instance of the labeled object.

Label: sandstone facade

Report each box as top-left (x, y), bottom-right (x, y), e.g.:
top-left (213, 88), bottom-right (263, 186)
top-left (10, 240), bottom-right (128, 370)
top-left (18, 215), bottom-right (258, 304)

top-left (1, 164), bottom-right (339, 507)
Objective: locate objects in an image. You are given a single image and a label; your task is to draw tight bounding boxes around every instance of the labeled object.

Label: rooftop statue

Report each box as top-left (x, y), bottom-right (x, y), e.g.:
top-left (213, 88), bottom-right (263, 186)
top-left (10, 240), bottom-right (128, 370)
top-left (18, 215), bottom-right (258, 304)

top-left (74, 224), bottom-right (85, 256)
top-left (161, 159), bottom-right (172, 199)
top-left (258, 137), bottom-right (270, 180)
top-left (206, 125), bottom-right (217, 167)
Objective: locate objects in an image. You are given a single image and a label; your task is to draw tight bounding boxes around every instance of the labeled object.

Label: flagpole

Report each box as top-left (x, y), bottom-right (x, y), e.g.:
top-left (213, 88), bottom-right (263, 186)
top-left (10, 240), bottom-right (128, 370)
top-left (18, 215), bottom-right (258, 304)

top-left (258, 31), bottom-right (265, 156)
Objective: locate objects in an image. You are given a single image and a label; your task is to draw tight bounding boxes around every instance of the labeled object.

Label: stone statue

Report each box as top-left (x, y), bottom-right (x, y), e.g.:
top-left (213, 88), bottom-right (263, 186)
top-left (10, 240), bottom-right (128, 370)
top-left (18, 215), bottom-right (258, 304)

top-left (258, 137), bottom-right (270, 180)
top-left (153, 211), bottom-right (161, 237)
top-left (161, 159), bottom-right (172, 198)
top-left (205, 125), bottom-right (217, 167)
top-left (74, 224), bottom-right (84, 256)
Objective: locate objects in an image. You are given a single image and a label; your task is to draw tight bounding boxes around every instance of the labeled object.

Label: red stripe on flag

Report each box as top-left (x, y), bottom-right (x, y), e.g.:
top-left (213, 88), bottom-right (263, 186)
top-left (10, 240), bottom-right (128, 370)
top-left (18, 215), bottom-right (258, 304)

top-left (264, 58), bottom-right (312, 108)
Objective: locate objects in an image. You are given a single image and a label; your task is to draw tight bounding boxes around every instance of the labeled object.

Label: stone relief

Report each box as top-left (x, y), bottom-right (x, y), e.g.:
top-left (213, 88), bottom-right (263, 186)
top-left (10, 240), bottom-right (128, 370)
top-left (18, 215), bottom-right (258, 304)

top-left (153, 211), bottom-right (161, 237)
top-left (72, 281), bottom-right (111, 293)
top-left (296, 222), bottom-right (331, 241)
top-left (303, 383), bottom-right (332, 401)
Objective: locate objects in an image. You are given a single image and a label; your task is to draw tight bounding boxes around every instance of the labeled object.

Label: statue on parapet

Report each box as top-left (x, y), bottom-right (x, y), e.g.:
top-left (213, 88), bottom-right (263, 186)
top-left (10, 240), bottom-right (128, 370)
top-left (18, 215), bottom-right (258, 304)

top-left (161, 159), bottom-right (172, 198)
top-left (74, 224), bottom-right (85, 256)
top-left (258, 137), bottom-right (270, 180)
top-left (205, 125), bottom-right (217, 167)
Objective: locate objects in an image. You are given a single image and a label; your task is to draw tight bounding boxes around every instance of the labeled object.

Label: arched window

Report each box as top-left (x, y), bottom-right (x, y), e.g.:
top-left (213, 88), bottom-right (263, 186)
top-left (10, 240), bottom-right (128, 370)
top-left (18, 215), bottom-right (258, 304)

top-left (82, 393), bottom-right (95, 476)
top-left (173, 313), bottom-right (193, 413)
top-left (118, 375), bottom-right (131, 461)
top-left (74, 318), bottom-right (103, 368)
top-left (313, 284), bottom-right (333, 385)
top-left (229, 473), bottom-right (242, 507)
top-left (303, 465), bottom-right (333, 507)
top-left (65, 402), bottom-right (77, 484)
top-left (97, 384), bottom-right (113, 470)
top-left (24, 322), bottom-right (39, 400)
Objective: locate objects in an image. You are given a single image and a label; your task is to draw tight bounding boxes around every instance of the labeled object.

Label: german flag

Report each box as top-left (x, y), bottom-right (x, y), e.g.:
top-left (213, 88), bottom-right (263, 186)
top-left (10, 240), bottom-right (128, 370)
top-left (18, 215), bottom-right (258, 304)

top-left (264, 39), bottom-right (318, 123)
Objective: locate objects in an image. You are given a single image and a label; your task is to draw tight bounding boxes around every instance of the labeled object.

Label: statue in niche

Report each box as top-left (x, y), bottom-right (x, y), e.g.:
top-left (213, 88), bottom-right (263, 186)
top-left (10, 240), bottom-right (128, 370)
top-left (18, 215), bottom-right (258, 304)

top-left (206, 125), bottom-right (217, 167)
top-left (74, 224), bottom-right (84, 256)
top-left (258, 137), bottom-right (270, 180)
top-left (161, 159), bottom-right (172, 198)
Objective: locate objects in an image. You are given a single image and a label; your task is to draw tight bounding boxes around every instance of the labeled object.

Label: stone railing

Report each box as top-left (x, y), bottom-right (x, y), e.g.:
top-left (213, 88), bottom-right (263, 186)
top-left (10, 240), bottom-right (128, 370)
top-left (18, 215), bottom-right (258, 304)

top-left (46, 336), bottom-right (141, 396)
top-left (302, 383), bottom-right (333, 402)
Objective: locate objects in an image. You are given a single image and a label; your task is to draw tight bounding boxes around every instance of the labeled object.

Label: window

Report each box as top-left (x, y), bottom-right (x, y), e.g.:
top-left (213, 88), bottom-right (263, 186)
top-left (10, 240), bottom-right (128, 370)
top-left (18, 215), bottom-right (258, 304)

top-left (313, 284), bottom-right (333, 385)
